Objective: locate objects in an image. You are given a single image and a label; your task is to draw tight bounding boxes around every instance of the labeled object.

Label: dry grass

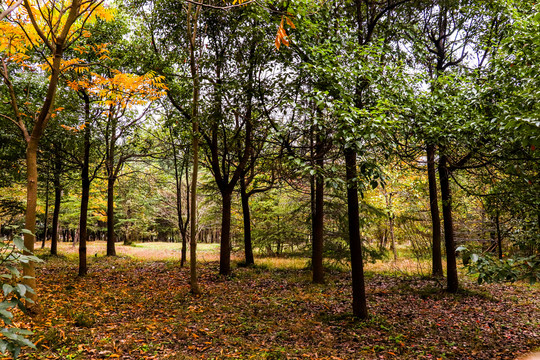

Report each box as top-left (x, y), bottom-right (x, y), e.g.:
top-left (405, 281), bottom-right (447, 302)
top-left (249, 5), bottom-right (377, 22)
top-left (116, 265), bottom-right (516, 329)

top-left (38, 241), bottom-right (438, 276)
top-left (255, 256), bottom-right (310, 270)
top-left (364, 257), bottom-right (435, 276)
top-left (38, 241), bottom-right (220, 262)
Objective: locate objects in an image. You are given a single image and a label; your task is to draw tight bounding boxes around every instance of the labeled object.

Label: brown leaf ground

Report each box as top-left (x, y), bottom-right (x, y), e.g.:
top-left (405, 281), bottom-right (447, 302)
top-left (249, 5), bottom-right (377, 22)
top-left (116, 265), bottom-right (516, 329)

top-left (6, 242), bottom-right (540, 360)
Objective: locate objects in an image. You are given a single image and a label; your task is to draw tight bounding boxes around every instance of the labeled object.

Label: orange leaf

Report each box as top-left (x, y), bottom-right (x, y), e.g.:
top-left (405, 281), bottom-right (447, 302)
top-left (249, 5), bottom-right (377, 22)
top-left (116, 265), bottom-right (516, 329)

top-left (285, 16), bottom-right (296, 29)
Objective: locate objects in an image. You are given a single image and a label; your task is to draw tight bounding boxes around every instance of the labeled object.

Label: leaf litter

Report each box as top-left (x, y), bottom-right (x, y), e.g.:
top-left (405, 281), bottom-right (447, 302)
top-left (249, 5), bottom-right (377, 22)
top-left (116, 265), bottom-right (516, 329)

top-left (7, 256), bottom-right (540, 360)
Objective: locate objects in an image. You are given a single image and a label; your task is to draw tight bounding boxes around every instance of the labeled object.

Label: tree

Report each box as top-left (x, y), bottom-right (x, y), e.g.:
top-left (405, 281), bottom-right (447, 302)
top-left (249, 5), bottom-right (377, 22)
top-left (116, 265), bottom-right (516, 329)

top-left (199, 8), bottom-right (276, 276)
top-left (239, 140), bottom-right (277, 266)
top-left (65, 42), bottom-right (166, 257)
top-left (186, 1), bottom-right (202, 294)
top-left (130, 0), bottom-right (204, 294)
top-left (1, 0), bottom-right (113, 304)
top-left (168, 122), bottom-right (191, 266)
top-left (344, 0), bottom-right (407, 319)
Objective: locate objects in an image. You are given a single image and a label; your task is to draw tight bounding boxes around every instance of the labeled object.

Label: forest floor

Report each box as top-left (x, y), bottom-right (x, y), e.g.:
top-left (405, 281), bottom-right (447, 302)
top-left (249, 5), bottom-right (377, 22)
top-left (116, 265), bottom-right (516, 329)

top-left (7, 241), bottom-right (540, 360)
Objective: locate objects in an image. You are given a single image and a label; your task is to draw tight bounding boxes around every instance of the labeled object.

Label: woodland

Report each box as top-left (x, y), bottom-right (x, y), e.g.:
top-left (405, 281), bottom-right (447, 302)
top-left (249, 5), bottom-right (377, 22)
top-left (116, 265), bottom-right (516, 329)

top-left (0, 0), bottom-right (539, 359)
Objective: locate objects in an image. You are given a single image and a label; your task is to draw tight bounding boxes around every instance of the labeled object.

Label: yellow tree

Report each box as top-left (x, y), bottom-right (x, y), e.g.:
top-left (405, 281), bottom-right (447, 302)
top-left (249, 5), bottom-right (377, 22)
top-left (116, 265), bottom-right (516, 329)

top-left (62, 43), bottom-right (166, 266)
top-left (0, 0), bottom-right (113, 307)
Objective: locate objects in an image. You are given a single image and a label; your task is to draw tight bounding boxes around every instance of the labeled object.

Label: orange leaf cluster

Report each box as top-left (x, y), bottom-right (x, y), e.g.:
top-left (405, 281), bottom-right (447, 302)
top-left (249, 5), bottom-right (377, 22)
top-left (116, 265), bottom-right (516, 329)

top-left (60, 42), bottom-right (167, 108)
top-left (275, 15), bottom-right (295, 50)
top-left (60, 123), bottom-right (85, 132)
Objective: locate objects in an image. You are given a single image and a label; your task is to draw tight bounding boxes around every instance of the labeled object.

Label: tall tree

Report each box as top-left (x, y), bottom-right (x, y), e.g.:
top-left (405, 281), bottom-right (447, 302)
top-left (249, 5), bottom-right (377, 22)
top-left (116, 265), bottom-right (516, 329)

top-left (345, 0), bottom-right (407, 319)
top-left (186, 1), bottom-right (202, 294)
top-left (405, 0), bottom-right (506, 291)
top-left (1, 0), bottom-right (114, 306)
top-left (200, 9), bottom-right (263, 275)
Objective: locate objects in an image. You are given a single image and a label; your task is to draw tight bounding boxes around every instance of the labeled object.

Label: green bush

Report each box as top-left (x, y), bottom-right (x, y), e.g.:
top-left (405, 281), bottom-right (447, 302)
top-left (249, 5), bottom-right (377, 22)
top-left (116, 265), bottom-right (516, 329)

top-left (0, 228), bottom-right (42, 358)
top-left (459, 246), bottom-right (540, 284)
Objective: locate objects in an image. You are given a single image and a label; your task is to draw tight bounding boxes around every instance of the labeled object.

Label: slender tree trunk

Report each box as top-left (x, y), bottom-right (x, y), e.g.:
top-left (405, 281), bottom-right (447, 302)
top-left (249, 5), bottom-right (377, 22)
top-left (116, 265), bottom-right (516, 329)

top-left (50, 150), bottom-right (61, 256)
top-left (496, 211), bottom-right (502, 260)
top-left (42, 164), bottom-right (50, 249)
top-left (79, 170), bottom-right (89, 275)
top-left (181, 164), bottom-right (190, 267)
top-left (427, 144), bottom-right (443, 277)
top-left (312, 156), bottom-right (324, 283)
top-left (190, 119), bottom-right (200, 294)
top-left (219, 190), bottom-right (233, 275)
top-left (310, 174), bottom-right (315, 245)
top-left (309, 122), bottom-right (316, 261)
top-left (438, 154), bottom-right (458, 293)
top-left (384, 191), bottom-right (397, 261)
top-left (78, 95), bottom-right (91, 276)
top-left (170, 126), bottom-right (189, 267)
top-left (240, 175), bottom-right (254, 266)
top-left (389, 216), bottom-right (396, 261)
top-left (187, 1), bottom-right (201, 295)
top-left (345, 148), bottom-right (367, 319)
top-left (180, 228), bottom-right (188, 267)
top-left (106, 175), bottom-right (116, 256)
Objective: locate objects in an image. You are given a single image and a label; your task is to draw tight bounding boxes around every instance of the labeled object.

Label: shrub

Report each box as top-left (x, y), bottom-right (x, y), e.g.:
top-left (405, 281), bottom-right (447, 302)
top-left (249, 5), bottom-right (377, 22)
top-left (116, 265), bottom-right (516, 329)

top-left (459, 246), bottom-right (540, 284)
top-left (0, 228), bottom-right (42, 358)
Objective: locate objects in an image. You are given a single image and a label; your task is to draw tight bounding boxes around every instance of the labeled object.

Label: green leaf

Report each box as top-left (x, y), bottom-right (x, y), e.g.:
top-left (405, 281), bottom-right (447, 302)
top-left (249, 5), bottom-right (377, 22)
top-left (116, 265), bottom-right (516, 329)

top-left (0, 339), bottom-right (7, 354)
top-left (6, 266), bottom-right (20, 277)
top-left (13, 237), bottom-right (24, 251)
top-left (15, 329), bottom-right (33, 336)
top-left (0, 330), bottom-right (18, 341)
top-left (0, 309), bottom-right (13, 321)
top-left (20, 229), bottom-right (33, 236)
top-left (16, 284), bottom-right (26, 297)
top-left (3, 284), bottom-right (13, 297)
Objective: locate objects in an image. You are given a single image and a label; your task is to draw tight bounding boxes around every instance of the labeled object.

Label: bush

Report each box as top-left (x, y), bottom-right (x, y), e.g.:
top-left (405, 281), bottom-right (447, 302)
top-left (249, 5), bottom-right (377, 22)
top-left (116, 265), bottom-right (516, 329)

top-left (460, 246), bottom-right (540, 284)
top-left (0, 228), bottom-right (42, 358)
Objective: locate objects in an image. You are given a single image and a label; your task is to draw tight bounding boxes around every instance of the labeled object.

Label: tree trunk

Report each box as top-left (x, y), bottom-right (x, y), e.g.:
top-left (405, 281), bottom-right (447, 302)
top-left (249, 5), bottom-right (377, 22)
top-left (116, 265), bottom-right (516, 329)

top-left (389, 216), bottom-right (396, 261)
top-left (106, 175), bottom-right (116, 256)
top-left (23, 137), bottom-right (39, 304)
top-left (438, 154), bottom-right (458, 293)
top-left (50, 149), bottom-right (61, 256)
top-left (240, 175), bottom-right (254, 266)
top-left (180, 227), bottom-right (188, 267)
top-left (182, 162), bottom-right (190, 266)
top-left (496, 211), bottom-right (502, 260)
top-left (79, 172), bottom-right (89, 275)
top-left (219, 190), bottom-right (233, 275)
top-left (78, 95), bottom-right (91, 276)
top-left (384, 191), bottom-right (397, 261)
top-left (312, 159), bottom-right (324, 283)
top-left (345, 148), bottom-right (368, 319)
top-left (187, 1), bottom-right (201, 295)
top-left (189, 118), bottom-right (200, 294)
top-left (170, 126), bottom-right (189, 267)
top-left (42, 164), bottom-right (50, 249)
top-left (427, 144), bottom-right (444, 277)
